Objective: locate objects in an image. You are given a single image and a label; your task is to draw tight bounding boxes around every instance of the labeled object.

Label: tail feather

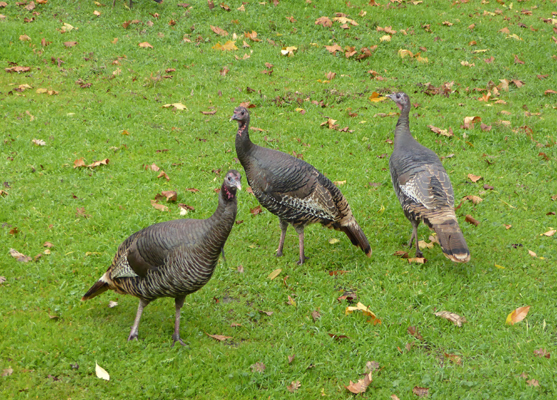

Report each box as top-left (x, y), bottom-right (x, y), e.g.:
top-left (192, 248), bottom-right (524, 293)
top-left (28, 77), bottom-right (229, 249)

top-left (432, 218), bottom-right (470, 263)
top-left (341, 223), bottom-right (372, 258)
top-left (82, 279), bottom-right (109, 301)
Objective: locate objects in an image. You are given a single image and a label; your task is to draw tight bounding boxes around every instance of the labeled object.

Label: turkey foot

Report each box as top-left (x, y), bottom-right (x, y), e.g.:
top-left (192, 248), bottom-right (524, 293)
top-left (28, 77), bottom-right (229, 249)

top-left (172, 334), bottom-right (186, 347)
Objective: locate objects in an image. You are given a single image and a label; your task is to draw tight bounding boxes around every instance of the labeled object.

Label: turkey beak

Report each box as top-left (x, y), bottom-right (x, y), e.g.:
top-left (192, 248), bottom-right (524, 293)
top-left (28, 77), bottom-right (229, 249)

top-left (234, 181), bottom-right (242, 191)
top-left (230, 114), bottom-right (238, 122)
top-left (386, 93), bottom-right (396, 101)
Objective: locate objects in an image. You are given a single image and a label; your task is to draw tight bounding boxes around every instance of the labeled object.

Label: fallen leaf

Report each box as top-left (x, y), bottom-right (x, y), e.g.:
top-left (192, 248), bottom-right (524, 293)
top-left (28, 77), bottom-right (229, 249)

top-left (287, 295), bottom-right (296, 307)
top-left (365, 361), bottom-right (380, 373)
top-left (157, 190), bottom-right (177, 202)
top-left (19, 34), bottom-right (31, 41)
top-left (95, 362), bottom-right (110, 381)
top-left (2, 368), bottom-right (13, 377)
top-left (345, 372), bottom-right (372, 394)
top-left (259, 310), bottom-right (273, 316)
top-left (250, 205), bottom-right (262, 215)
top-left (506, 305), bottom-right (530, 325)
top-left (212, 41), bottom-right (238, 51)
top-left (345, 302), bottom-right (381, 325)
top-left (534, 348), bottom-right (550, 358)
top-left (250, 362), bottom-right (265, 373)
top-left (151, 200), bottom-right (169, 212)
top-left (528, 249), bottom-right (537, 258)
top-left (325, 43), bottom-right (343, 54)
top-left (162, 103), bottom-right (187, 110)
top-left (88, 159), bottom-right (109, 168)
top-left (393, 250), bottom-right (409, 258)
top-left (391, 395), bottom-right (401, 400)
top-left (542, 229), bottom-right (556, 237)
top-left (408, 257), bottom-right (426, 264)
top-left (462, 116), bottom-right (481, 129)
top-left (138, 42), bottom-right (153, 49)
top-left (287, 381), bottom-right (301, 393)
top-left (333, 16), bottom-right (358, 26)
top-left (108, 301), bottom-right (118, 308)
top-left (369, 91), bottom-right (387, 102)
top-left (427, 125), bottom-right (453, 137)
top-left (315, 16), bottom-right (333, 27)
top-left (280, 46), bottom-right (297, 57)
top-left (527, 379), bottom-right (540, 387)
top-left (328, 238), bottom-right (340, 244)
top-left (9, 248), bottom-right (32, 262)
top-left (32, 139), bottom-right (46, 146)
top-left (465, 215), bottom-right (480, 226)
top-left (467, 174), bottom-right (483, 183)
top-left (413, 386), bottom-right (429, 397)
top-left (462, 195), bottom-right (483, 204)
top-left (545, 89), bottom-right (557, 95)
top-left (444, 353), bottom-right (462, 365)
top-left (407, 326), bottom-right (423, 340)
top-left (205, 333), bottom-right (232, 341)
top-left (326, 71), bottom-right (336, 80)
top-left (0, 277), bottom-right (6, 284)
top-left (244, 30), bottom-right (261, 42)
top-left (210, 25), bottom-right (228, 36)
top-left (64, 41), bottom-right (77, 48)
top-left (268, 268), bottom-right (282, 280)
top-left (311, 310), bottom-right (321, 321)
top-left (434, 311), bottom-right (467, 327)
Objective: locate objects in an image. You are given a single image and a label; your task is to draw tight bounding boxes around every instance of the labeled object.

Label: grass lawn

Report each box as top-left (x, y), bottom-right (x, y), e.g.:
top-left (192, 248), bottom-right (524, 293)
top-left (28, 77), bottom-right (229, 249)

top-left (1, 0), bottom-right (556, 398)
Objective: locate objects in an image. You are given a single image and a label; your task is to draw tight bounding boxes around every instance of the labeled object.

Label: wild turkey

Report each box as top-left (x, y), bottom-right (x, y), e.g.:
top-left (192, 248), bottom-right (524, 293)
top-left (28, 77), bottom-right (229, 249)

top-left (231, 106), bottom-right (371, 265)
top-left (113, 0), bottom-right (162, 8)
top-left (387, 92), bottom-right (470, 262)
top-left (81, 170), bottom-right (242, 345)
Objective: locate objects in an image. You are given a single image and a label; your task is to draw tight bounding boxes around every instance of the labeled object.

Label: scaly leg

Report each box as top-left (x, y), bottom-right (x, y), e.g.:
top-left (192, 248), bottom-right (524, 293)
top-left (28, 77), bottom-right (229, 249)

top-left (128, 298), bottom-right (150, 341)
top-left (408, 219), bottom-right (423, 258)
top-left (221, 247), bottom-right (226, 262)
top-left (276, 219), bottom-right (288, 257)
top-left (295, 225), bottom-right (309, 265)
top-left (172, 296), bottom-right (187, 347)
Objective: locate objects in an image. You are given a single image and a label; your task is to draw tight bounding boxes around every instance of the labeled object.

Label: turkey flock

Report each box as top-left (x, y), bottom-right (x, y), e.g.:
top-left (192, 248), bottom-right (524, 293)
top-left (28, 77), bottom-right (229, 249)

top-left (82, 92), bottom-right (470, 344)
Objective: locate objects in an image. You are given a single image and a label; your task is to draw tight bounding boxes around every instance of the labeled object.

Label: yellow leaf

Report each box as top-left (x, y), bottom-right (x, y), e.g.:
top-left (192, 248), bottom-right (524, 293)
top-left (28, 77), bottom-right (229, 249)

top-left (212, 41), bottom-right (238, 51)
top-left (328, 238), bottom-right (340, 244)
top-left (345, 302), bottom-right (381, 324)
top-left (495, 264), bottom-right (505, 269)
top-left (542, 229), bottom-right (556, 237)
top-left (380, 35), bottom-right (391, 42)
top-left (333, 17), bottom-right (358, 26)
top-left (281, 46), bottom-right (297, 57)
top-left (93, 10), bottom-right (101, 16)
top-left (368, 91), bottom-right (386, 102)
top-left (287, 295), bottom-right (296, 307)
top-left (268, 268), bottom-right (282, 280)
top-left (505, 306), bottom-right (530, 325)
top-left (162, 103), bottom-right (187, 110)
top-left (398, 49), bottom-right (413, 58)
top-left (95, 362), bottom-right (110, 381)
top-left (507, 34), bottom-right (522, 40)
top-left (19, 35), bottom-right (31, 41)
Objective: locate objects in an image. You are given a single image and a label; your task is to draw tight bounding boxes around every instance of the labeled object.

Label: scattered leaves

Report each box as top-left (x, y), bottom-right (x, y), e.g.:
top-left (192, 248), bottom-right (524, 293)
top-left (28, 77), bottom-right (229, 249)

top-left (210, 25), bottom-right (228, 36)
top-left (212, 41), bottom-right (238, 51)
top-left (151, 200), bottom-right (169, 212)
top-left (345, 372), bottom-right (372, 394)
top-left (9, 248), bottom-right (32, 262)
top-left (428, 125), bottom-right (453, 137)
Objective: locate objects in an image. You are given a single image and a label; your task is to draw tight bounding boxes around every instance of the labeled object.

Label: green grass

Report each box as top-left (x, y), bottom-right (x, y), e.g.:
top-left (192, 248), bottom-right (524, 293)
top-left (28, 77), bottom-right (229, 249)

top-left (1, 0), bottom-right (556, 398)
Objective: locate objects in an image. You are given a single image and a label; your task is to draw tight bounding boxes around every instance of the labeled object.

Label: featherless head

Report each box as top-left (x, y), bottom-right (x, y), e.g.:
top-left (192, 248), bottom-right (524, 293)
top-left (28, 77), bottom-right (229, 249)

top-left (387, 92), bottom-right (410, 112)
top-left (222, 169), bottom-right (242, 199)
top-left (231, 106), bottom-right (250, 124)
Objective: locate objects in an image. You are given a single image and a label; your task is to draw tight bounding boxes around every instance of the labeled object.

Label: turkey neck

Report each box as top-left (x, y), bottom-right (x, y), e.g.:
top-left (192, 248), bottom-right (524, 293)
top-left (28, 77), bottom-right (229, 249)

top-left (393, 101), bottom-right (418, 151)
top-left (235, 120), bottom-right (255, 164)
top-left (205, 183), bottom-right (238, 255)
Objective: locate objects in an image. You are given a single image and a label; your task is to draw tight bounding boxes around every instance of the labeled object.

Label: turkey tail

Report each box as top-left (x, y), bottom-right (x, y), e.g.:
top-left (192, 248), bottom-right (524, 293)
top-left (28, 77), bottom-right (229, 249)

top-left (432, 218), bottom-right (470, 263)
top-left (341, 222), bottom-right (372, 258)
top-left (82, 275), bottom-right (109, 301)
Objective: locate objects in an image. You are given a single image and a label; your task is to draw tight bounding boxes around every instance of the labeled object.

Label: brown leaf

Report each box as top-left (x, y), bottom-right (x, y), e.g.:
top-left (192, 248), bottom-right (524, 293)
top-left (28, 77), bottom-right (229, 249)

top-left (76, 207), bottom-right (90, 218)
top-left (427, 125), bottom-right (453, 137)
top-left (434, 311), bottom-right (467, 327)
top-left (250, 205), bottom-right (262, 215)
top-left (64, 41), bottom-right (77, 48)
top-left (462, 116), bottom-right (481, 129)
top-left (542, 229), bottom-right (556, 237)
top-left (462, 195), bottom-right (483, 204)
top-left (465, 215), bottom-right (480, 226)
top-left (43, 241), bottom-right (54, 248)
top-left (207, 0), bottom-right (214, 9)
top-left (1, 368), bottom-right (13, 377)
top-left (407, 257), bottom-right (426, 264)
top-left (157, 171), bottom-right (170, 181)
top-left (527, 379), bottom-right (540, 387)
top-left (393, 250), bottom-right (409, 258)
top-left (345, 372), bottom-right (372, 394)
top-left (244, 31), bottom-right (261, 42)
top-left (315, 16), bottom-right (332, 27)
top-left (514, 54), bottom-right (525, 64)
top-left (407, 326), bottom-right (423, 340)
top-left (9, 248), bottom-right (32, 262)
top-left (0, 276), bottom-right (6, 284)
top-left (138, 42), bottom-right (153, 49)
top-left (444, 353), bottom-right (462, 365)
top-left (506, 305), bottom-right (530, 325)
top-left (151, 200), bottom-right (169, 212)
top-left (467, 174), bottom-right (483, 183)
top-left (205, 332), bottom-right (232, 341)
top-left (158, 190), bottom-right (177, 202)
top-left (311, 310), bottom-right (321, 321)
top-left (325, 43), bottom-right (343, 54)
top-left (288, 355), bottom-right (296, 364)
top-left (499, 27), bottom-right (510, 34)
top-left (365, 361), bottom-right (380, 373)
top-left (534, 348), bottom-right (550, 358)
top-left (329, 333), bottom-right (349, 340)
top-left (413, 387), bottom-right (429, 397)
top-left (220, 2), bottom-right (230, 11)
top-left (250, 362), bottom-right (265, 373)
top-left (73, 158), bottom-right (86, 168)
top-left (329, 270), bottom-right (349, 276)
top-left (325, 71), bottom-right (336, 80)
top-left (545, 89), bottom-right (557, 95)
top-left (210, 25), bottom-right (228, 36)
top-left (287, 381), bottom-right (301, 393)
top-left (259, 310), bottom-right (273, 316)
top-left (88, 159), bottom-right (109, 168)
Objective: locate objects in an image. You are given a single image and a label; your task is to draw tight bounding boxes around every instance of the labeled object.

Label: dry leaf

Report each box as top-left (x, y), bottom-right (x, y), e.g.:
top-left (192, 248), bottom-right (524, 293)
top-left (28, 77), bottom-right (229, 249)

top-left (244, 31), bottom-right (261, 42)
top-left (108, 301), bottom-right (118, 308)
top-left (250, 205), bottom-right (262, 215)
top-left (369, 91), bottom-right (387, 102)
top-left (268, 268), bottom-right (282, 280)
top-left (205, 332), bottom-right (232, 341)
top-left (287, 295), bottom-right (296, 307)
top-left (408, 257), bottom-right (426, 264)
top-left (287, 381), bottom-right (301, 393)
top-left (345, 302), bottom-right (381, 325)
top-left (542, 229), bottom-right (556, 237)
top-left (138, 42), bottom-right (153, 48)
top-left (212, 41), bottom-right (238, 51)
top-left (534, 348), bottom-right (550, 358)
top-left (250, 362), bottom-right (265, 373)
top-left (527, 249), bottom-right (537, 258)
top-left (162, 103), bottom-right (187, 110)
top-left (506, 305), bottom-right (530, 325)
top-left (427, 125), bottom-right (453, 137)
top-left (444, 353), bottom-right (462, 365)
top-left (280, 46), bottom-right (297, 57)
top-left (315, 16), bottom-right (332, 27)
top-left (393, 250), bottom-right (409, 258)
top-left (465, 215), bottom-right (480, 226)
top-left (434, 311), bottom-right (467, 327)
top-left (288, 355), bottom-right (296, 364)
top-left (151, 200), bottom-right (169, 212)
top-left (9, 248), bottom-right (32, 262)
top-left (413, 387), bottom-right (429, 397)
top-left (325, 43), bottom-right (343, 54)
top-left (467, 174), bottom-right (482, 183)
top-left (210, 25), bottom-right (228, 36)
top-left (462, 195), bottom-right (483, 204)
top-left (345, 372), bottom-right (372, 394)
top-left (95, 362), bottom-right (110, 381)
top-left (32, 139), bottom-right (46, 146)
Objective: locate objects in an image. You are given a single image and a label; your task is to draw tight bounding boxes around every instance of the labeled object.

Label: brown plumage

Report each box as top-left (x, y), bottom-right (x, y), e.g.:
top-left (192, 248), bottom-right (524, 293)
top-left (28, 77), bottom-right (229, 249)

top-left (231, 106), bottom-right (371, 264)
top-left (81, 170), bottom-right (242, 345)
top-left (387, 92), bottom-right (470, 263)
